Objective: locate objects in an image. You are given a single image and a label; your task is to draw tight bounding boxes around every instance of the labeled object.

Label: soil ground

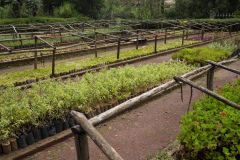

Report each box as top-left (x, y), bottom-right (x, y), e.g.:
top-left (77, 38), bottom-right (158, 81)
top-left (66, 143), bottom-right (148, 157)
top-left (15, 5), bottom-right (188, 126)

top-left (14, 59), bottom-right (239, 160)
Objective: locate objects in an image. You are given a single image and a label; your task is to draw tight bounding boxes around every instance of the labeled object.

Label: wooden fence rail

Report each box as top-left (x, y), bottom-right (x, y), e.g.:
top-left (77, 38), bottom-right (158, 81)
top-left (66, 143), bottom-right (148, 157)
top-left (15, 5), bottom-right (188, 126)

top-left (70, 111), bottom-right (124, 160)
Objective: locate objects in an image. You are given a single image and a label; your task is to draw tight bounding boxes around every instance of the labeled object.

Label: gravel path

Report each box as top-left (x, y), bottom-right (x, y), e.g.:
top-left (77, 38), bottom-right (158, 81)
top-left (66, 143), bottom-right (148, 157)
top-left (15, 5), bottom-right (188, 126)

top-left (18, 60), bottom-right (240, 160)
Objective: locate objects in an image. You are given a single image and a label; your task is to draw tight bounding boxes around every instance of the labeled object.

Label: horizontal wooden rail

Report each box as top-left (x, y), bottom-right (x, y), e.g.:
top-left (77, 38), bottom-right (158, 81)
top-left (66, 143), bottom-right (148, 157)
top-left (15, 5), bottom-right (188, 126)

top-left (206, 60), bottom-right (240, 75)
top-left (35, 36), bottom-right (55, 48)
top-left (174, 76), bottom-right (240, 110)
top-left (71, 111), bottom-right (124, 160)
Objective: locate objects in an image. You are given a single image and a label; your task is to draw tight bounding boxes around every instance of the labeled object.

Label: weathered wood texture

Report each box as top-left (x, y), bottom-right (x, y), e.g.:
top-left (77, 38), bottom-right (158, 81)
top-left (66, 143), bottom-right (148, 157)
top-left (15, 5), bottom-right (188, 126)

top-left (71, 126), bottom-right (89, 160)
top-left (71, 111), bottom-right (124, 160)
top-left (174, 76), bottom-right (240, 110)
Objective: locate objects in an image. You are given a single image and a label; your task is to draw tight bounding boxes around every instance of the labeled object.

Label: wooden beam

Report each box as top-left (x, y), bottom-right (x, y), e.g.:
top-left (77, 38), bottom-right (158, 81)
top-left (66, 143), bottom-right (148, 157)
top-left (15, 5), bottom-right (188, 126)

top-left (71, 111), bottom-right (124, 160)
top-left (174, 76), bottom-right (240, 110)
top-left (71, 126), bottom-right (89, 160)
top-left (206, 60), bottom-right (240, 75)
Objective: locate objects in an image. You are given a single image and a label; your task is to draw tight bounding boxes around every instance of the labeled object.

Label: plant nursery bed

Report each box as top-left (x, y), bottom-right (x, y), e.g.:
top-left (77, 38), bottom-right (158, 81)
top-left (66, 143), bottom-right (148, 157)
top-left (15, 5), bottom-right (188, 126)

top-left (1, 59), bottom-right (239, 160)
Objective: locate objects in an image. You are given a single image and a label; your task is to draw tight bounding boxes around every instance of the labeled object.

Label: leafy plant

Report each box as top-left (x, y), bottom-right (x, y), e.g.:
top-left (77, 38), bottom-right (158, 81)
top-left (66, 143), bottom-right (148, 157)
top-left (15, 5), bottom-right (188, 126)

top-left (171, 47), bottom-right (232, 66)
top-left (0, 40), bottom-right (197, 86)
top-left (0, 62), bottom-right (196, 140)
top-left (178, 77), bottom-right (240, 159)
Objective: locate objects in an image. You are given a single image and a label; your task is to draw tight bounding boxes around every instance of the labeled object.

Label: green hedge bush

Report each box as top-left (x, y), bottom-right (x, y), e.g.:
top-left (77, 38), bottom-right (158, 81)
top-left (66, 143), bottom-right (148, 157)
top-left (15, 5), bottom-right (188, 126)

top-left (178, 77), bottom-right (240, 159)
top-left (0, 16), bottom-right (89, 25)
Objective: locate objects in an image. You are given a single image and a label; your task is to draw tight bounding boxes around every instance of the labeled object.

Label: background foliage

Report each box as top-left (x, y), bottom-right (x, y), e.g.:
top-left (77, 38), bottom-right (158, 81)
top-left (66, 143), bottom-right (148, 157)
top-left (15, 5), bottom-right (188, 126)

top-left (0, 0), bottom-right (239, 20)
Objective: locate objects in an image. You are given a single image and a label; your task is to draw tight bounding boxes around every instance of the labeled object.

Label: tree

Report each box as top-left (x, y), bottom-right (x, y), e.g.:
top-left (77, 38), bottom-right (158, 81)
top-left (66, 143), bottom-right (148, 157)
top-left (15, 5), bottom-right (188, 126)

top-left (26, 0), bottom-right (41, 17)
top-left (3, 0), bottom-right (24, 18)
top-left (174, 0), bottom-right (240, 19)
top-left (42, 0), bottom-right (64, 16)
top-left (69, 0), bottom-right (103, 19)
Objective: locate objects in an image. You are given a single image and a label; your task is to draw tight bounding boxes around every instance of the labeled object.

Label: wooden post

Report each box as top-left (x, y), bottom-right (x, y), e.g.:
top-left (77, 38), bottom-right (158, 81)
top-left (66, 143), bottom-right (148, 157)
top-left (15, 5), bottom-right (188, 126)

top-left (94, 32), bottom-right (98, 57)
top-left (164, 28), bottom-right (167, 44)
top-left (186, 29), bottom-right (189, 39)
top-left (52, 48), bottom-right (56, 76)
top-left (117, 38), bottom-right (121, 59)
top-left (34, 36), bottom-right (38, 69)
top-left (60, 31), bottom-right (62, 43)
top-left (136, 30), bottom-right (139, 50)
top-left (154, 35), bottom-right (157, 53)
top-left (229, 25), bottom-right (232, 37)
top-left (182, 30), bottom-right (185, 46)
top-left (174, 76), bottom-right (240, 110)
top-left (207, 66), bottom-right (215, 91)
top-left (71, 126), bottom-right (89, 160)
top-left (71, 111), bottom-right (124, 160)
top-left (201, 29), bottom-right (204, 41)
top-left (19, 34), bottom-right (22, 48)
top-left (82, 23), bottom-right (84, 33)
top-left (237, 23), bottom-right (239, 33)
top-left (206, 60), bottom-right (240, 75)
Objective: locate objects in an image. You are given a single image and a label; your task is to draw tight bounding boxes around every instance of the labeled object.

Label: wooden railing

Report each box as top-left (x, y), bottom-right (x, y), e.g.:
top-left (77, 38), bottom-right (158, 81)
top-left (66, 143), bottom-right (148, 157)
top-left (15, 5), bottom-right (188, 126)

top-left (70, 111), bottom-right (124, 160)
top-left (174, 60), bottom-right (240, 110)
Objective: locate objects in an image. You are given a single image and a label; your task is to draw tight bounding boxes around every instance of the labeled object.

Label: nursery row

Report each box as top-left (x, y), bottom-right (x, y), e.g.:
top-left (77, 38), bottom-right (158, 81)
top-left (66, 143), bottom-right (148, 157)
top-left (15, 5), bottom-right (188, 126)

top-left (178, 77), bottom-right (240, 159)
top-left (171, 38), bottom-right (239, 66)
top-left (0, 40), bottom-right (197, 86)
top-left (0, 62), bottom-right (196, 154)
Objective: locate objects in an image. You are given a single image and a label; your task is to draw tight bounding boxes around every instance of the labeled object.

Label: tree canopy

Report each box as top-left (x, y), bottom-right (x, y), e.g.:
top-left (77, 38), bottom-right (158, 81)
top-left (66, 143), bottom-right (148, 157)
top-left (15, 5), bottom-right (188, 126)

top-left (0, 0), bottom-right (239, 19)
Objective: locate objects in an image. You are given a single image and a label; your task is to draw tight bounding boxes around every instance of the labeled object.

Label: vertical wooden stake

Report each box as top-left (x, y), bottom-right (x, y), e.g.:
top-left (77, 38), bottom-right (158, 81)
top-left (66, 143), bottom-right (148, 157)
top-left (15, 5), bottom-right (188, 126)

top-left (52, 48), bottom-right (56, 76)
top-left (237, 24), bottom-right (239, 33)
top-left (94, 41), bottom-right (97, 58)
top-left (201, 30), bottom-right (204, 41)
top-left (117, 38), bottom-right (121, 59)
top-left (154, 35), bottom-right (157, 53)
top-left (34, 37), bottom-right (38, 69)
top-left (207, 66), bottom-right (215, 91)
top-left (164, 28), bottom-right (167, 44)
top-left (82, 23), bottom-right (84, 33)
top-left (19, 34), bottom-right (22, 48)
top-left (71, 126), bottom-right (89, 160)
top-left (186, 29), bottom-right (189, 39)
top-left (60, 31), bottom-right (62, 43)
top-left (229, 26), bottom-right (232, 37)
top-left (136, 30), bottom-right (139, 50)
top-left (182, 30), bottom-right (185, 46)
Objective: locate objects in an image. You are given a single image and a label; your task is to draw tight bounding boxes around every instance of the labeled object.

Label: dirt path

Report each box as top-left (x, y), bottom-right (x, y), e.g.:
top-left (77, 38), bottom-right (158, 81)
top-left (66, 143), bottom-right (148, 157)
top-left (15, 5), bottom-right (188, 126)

top-left (18, 60), bottom-right (239, 160)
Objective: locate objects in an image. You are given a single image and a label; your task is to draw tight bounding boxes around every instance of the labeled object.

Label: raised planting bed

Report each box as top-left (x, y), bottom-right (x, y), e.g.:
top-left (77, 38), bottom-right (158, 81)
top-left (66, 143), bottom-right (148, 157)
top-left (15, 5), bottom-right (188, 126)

top-left (0, 62), bottom-right (196, 154)
top-left (171, 37), bottom-right (239, 66)
top-left (0, 40), bottom-right (198, 86)
top-left (177, 77), bottom-right (240, 159)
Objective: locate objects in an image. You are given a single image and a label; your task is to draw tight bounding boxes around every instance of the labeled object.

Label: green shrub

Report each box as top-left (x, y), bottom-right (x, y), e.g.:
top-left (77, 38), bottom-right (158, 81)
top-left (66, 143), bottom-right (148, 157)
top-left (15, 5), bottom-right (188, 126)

top-left (0, 16), bottom-right (88, 25)
top-left (178, 77), bottom-right (240, 159)
top-left (171, 47), bottom-right (232, 66)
